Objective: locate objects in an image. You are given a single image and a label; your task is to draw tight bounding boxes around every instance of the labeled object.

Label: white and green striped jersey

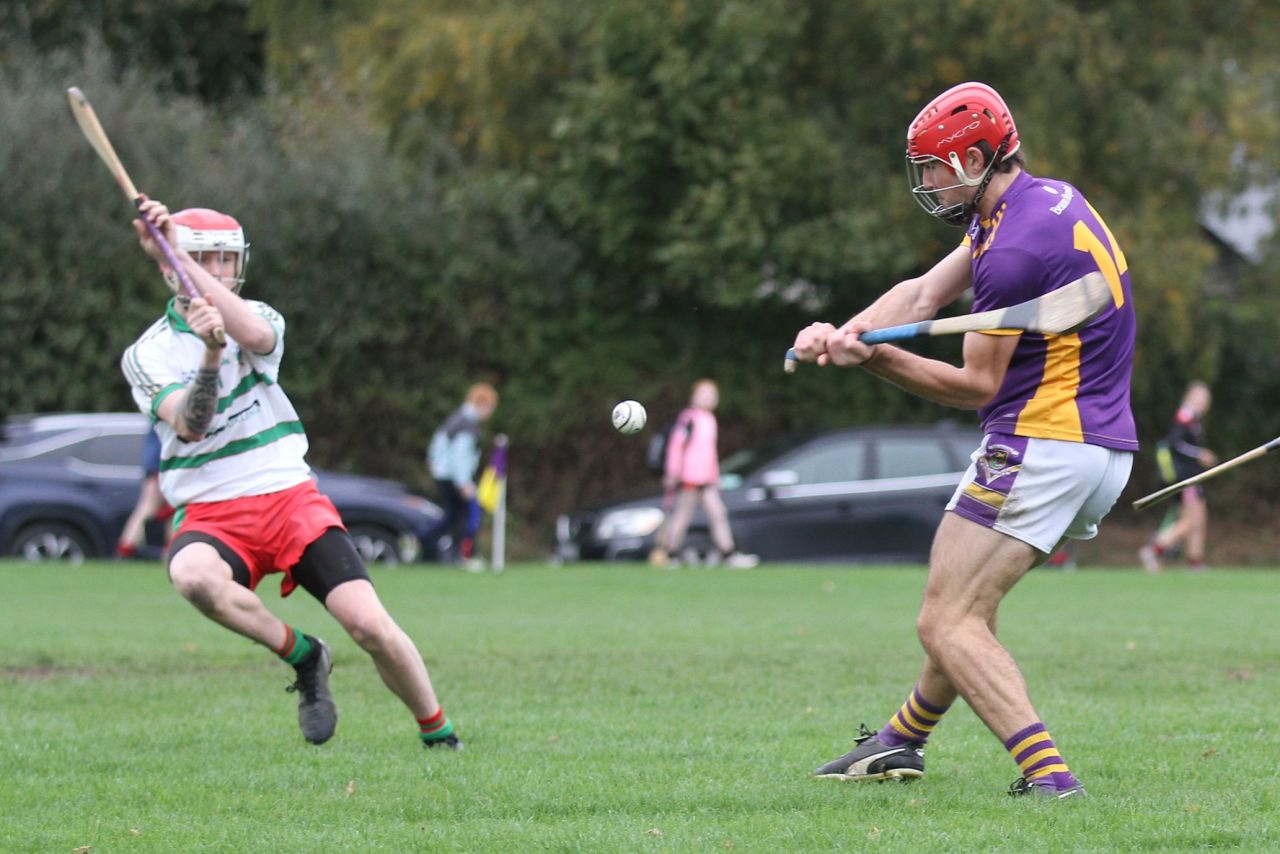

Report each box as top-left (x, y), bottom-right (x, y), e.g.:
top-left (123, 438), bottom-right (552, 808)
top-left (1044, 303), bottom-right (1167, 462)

top-left (121, 298), bottom-right (313, 506)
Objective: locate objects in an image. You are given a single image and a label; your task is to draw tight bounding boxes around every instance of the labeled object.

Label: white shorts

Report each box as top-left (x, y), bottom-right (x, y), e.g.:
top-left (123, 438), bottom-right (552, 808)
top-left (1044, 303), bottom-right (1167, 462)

top-left (946, 433), bottom-right (1134, 553)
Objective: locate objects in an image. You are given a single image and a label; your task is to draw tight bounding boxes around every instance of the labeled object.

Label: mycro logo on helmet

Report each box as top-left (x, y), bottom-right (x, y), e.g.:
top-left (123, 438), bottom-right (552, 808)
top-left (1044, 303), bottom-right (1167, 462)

top-left (939, 121), bottom-right (982, 146)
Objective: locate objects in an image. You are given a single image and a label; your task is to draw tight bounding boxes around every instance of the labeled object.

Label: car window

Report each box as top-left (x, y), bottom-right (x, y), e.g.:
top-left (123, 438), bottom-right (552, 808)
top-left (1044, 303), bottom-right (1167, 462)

top-left (876, 437), bottom-right (954, 478)
top-left (2, 439), bottom-right (76, 462)
top-left (0, 425), bottom-right (92, 461)
top-left (0, 427), bottom-right (53, 456)
top-left (785, 440), bottom-right (867, 485)
top-left (721, 435), bottom-right (810, 477)
top-left (77, 433), bottom-right (145, 466)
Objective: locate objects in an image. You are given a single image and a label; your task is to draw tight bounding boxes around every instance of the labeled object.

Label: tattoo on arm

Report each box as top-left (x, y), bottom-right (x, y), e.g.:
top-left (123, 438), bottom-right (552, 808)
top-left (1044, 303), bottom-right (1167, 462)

top-left (181, 367), bottom-right (219, 436)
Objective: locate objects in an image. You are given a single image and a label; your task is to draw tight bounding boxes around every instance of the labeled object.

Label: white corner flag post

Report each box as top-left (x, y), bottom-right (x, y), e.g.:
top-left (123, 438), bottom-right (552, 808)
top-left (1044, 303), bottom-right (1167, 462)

top-left (492, 434), bottom-right (508, 574)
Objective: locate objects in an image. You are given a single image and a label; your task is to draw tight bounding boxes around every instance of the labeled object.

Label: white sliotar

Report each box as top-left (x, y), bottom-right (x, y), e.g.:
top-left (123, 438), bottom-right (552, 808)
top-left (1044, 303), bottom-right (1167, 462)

top-left (612, 400), bottom-right (647, 435)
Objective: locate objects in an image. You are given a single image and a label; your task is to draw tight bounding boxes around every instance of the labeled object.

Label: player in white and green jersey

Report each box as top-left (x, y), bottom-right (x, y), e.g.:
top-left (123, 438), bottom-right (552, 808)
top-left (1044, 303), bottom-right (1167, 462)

top-left (122, 198), bottom-right (460, 752)
top-left (124, 290), bottom-right (309, 505)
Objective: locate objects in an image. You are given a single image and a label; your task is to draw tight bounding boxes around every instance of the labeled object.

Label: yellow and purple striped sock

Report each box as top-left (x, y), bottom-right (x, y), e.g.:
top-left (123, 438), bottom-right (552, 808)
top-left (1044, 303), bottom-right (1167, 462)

top-left (1005, 722), bottom-right (1080, 791)
top-left (877, 684), bottom-right (951, 747)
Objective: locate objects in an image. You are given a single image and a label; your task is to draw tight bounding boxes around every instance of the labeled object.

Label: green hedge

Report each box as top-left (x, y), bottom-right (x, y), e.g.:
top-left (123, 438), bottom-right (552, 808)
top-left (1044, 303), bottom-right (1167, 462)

top-left (4, 11), bottom-right (1279, 555)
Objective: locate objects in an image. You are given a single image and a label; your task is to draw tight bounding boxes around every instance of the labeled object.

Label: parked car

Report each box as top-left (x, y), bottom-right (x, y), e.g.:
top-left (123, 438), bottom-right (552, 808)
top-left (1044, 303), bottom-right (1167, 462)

top-left (555, 422), bottom-right (982, 564)
top-left (0, 412), bottom-right (442, 565)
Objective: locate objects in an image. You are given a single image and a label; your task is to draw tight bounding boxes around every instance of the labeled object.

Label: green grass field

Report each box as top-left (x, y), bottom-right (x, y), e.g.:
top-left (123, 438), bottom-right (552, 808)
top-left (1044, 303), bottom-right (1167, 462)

top-left (4, 562), bottom-right (1280, 852)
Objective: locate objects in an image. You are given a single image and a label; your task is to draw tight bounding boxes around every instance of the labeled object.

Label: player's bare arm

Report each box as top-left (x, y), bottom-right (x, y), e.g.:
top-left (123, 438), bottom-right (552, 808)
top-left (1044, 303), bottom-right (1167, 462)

top-left (154, 334), bottom-right (222, 441)
top-left (791, 246), bottom-right (971, 367)
top-left (849, 244), bottom-right (972, 329)
top-left (854, 329), bottom-right (1019, 410)
top-left (176, 363), bottom-right (220, 439)
top-left (156, 297), bottom-right (224, 441)
top-left (135, 197), bottom-right (275, 354)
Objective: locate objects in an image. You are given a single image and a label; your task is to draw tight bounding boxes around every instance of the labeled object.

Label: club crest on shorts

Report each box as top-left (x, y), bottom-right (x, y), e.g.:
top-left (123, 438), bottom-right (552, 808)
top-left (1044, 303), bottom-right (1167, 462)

top-left (979, 443), bottom-right (1022, 481)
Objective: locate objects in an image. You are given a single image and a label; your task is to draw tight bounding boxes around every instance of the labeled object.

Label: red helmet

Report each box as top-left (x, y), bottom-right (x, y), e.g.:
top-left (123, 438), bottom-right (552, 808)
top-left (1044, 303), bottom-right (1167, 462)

top-left (905, 82), bottom-right (1020, 224)
top-left (171, 208), bottom-right (250, 292)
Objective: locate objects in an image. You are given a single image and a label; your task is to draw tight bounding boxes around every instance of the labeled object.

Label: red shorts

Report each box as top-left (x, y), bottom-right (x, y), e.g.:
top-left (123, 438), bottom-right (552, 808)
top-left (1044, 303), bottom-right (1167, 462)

top-left (174, 479), bottom-right (345, 597)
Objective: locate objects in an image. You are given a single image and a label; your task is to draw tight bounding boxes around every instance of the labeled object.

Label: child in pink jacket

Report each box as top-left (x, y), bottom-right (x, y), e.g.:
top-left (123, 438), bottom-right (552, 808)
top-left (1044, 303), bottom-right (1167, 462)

top-left (662, 379), bottom-right (758, 568)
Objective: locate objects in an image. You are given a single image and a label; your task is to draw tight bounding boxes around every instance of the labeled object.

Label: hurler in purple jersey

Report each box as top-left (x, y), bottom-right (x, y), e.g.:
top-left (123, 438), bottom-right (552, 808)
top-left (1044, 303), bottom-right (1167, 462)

top-left (791, 81), bottom-right (1137, 799)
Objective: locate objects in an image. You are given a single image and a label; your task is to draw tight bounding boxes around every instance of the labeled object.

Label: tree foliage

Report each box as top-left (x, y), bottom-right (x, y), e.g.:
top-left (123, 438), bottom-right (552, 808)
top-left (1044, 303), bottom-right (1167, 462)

top-left (1, 0), bottom-right (265, 101)
top-left (4, 1), bottom-right (1279, 547)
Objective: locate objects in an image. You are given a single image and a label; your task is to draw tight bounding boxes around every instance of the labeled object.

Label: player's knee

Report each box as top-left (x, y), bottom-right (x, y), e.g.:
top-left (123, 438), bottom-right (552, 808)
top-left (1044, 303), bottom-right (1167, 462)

top-left (916, 610), bottom-right (940, 655)
top-left (169, 554), bottom-right (227, 607)
top-left (342, 612), bottom-right (399, 654)
top-left (916, 602), bottom-right (953, 656)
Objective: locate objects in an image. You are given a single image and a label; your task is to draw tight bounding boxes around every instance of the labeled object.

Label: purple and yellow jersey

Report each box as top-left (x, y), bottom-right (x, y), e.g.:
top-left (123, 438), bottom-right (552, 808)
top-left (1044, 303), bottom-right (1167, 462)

top-left (963, 171), bottom-right (1138, 451)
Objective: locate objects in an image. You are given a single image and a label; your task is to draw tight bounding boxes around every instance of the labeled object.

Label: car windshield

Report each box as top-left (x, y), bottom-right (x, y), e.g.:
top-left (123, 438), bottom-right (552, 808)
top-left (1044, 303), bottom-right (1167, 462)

top-left (0, 423), bottom-right (59, 461)
top-left (0, 416), bottom-right (149, 465)
top-left (719, 434), bottom-right (811, 490)
top-left (0, 421), bottom-right (37, 448)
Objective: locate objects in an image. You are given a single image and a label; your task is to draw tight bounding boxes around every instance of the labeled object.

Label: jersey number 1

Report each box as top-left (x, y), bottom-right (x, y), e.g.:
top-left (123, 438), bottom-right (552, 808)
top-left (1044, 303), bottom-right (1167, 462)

top-left (1072, 205), bottom-right (1128, 308)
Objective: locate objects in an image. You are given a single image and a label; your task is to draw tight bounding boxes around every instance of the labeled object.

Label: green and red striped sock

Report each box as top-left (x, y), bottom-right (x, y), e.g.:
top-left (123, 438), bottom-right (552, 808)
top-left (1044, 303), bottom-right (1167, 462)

top-left (275, 624), bottom-right (314, 666)
top-left (417, 708), bottom-right (455, 743)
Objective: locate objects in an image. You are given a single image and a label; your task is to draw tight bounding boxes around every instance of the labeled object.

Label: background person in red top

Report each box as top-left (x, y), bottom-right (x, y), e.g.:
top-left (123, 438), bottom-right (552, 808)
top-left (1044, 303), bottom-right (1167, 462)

top-left (1140, 381), bottom-right (1216, 572)
top-left (660, 379), bottom-right (758, 569)
top-left (116, 427), bottom-right (174, 559)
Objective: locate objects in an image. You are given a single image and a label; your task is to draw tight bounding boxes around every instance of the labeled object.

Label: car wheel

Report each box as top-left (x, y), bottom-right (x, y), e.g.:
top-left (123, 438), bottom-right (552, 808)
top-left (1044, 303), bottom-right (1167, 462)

top-left (348, 525), bottom-right (402, 566)
top-left (12, 521), bottom-right (93, 565)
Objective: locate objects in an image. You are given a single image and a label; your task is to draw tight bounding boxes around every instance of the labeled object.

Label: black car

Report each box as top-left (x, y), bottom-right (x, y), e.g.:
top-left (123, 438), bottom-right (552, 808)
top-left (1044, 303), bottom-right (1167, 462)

top-left (555, 422), bottom-right (982, 564)
top-left (0, 412), bottom-right (442, 565)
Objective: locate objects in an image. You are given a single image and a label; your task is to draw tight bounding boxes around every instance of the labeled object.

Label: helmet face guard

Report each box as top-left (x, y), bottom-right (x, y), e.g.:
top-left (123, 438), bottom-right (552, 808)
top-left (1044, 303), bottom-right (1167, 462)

top-left (906, 135), bottom-right (1011, 226)
top-left (906, 154), bottom-right (985, 225)
top-left (169, 208), bottom-right (250, 294)
top-left (904, 82), bottom-right (1020, 226)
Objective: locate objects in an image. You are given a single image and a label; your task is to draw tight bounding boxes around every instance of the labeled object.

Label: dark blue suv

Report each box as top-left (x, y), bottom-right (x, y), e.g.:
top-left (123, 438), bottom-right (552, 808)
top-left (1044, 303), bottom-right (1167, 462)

top-left (0, 413), bottom-right (442, 565)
